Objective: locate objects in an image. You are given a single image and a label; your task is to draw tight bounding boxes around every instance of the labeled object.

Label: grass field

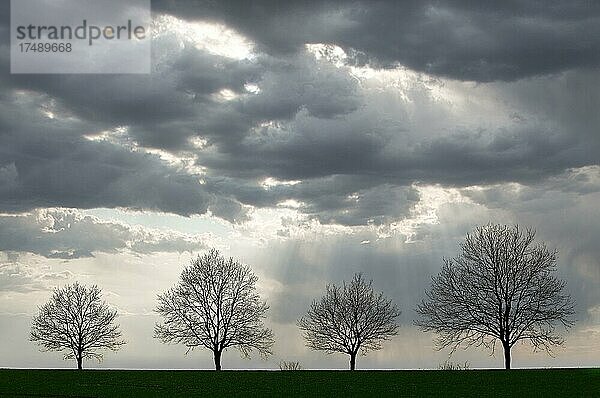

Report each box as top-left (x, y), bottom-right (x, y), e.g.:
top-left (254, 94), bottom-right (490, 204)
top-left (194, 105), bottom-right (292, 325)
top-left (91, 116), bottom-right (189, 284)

top-left (0, 368), bottom-right (599, 397)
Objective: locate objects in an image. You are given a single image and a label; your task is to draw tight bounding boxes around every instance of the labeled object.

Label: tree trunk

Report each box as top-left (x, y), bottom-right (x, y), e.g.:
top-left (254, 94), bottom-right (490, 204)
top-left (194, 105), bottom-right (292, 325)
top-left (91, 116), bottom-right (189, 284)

top-left (213, 350), bottom-right (222, 371)
top-left (503, 343), bottom-right (511, 370)
top-left (76, 355), bottom-right (83, 370)
top-left (349, 352), bottom-right (356, 371)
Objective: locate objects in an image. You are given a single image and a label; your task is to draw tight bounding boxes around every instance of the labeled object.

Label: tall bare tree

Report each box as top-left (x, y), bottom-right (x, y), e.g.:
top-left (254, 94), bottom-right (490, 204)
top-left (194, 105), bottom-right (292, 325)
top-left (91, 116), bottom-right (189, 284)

top-left (155, 249), bottom-right (274, 370)
top-left (298, 273), bottom-right (400, 370)
top-left (415, 224), bottom-right (575, 369)
top-left (30, 282), bottom-right (125, 370)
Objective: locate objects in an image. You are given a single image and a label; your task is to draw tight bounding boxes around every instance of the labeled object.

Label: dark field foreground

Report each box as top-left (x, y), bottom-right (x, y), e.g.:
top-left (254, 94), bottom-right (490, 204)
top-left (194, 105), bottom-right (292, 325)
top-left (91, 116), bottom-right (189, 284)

top-left (0, 368), bottom-right (599, 397)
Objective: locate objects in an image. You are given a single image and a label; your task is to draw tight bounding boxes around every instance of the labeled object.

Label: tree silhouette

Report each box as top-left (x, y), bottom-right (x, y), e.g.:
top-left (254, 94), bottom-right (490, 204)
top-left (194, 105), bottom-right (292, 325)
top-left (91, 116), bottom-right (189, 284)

top-left (416, 224), bottom-right (575, 369)
top-left (155, 249), bottom-right (274, 370)
top-left (30, 282), bottom-right (125, 370)
top-left (298, 273), bottom-right (400, 370)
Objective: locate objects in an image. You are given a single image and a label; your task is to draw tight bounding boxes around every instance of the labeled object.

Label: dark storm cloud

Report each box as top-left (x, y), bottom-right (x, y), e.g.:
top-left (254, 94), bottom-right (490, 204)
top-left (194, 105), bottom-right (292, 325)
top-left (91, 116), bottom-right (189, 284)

top-left (236, 54), bottom-right (360, 120)
top-left (207, 175), bottom-right (419, 226)
top-left (0, 32), bottom-right (375, 224)
top-left (2, 34), bottom-right (359, 150)
top-left (202, 104), bottom-right (597, 188)
top-left (2, 45), bottom-right (598, 224)
top-left (0, 1), bottom-right (598, 227)
top-left (493, 69), bottom-right (600, 142)
top-left (153, 0), bottom-right (600, 82)
top-left (0, 90), bottom-right (212, 216)
top-left (4, 50), bottom-right (264, 150)
top-left (173, 47), bottom-right (263, 96)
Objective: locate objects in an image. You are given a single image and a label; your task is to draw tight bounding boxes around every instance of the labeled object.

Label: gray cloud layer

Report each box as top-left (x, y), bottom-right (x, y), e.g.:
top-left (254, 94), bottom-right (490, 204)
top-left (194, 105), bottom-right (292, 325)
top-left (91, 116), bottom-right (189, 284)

top-left (154, 0), bottom-right (600, 82)
top-left (1, 0), bottom-right (598, 226)
top-left (0, 209), bottom-right (208, 259)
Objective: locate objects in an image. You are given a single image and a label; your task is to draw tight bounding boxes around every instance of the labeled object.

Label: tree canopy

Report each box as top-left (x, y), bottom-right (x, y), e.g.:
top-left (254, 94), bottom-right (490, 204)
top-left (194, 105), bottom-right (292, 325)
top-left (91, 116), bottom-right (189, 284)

top-left (416, 224), bottom-right (575, 369)
top-left (30, 282), bottom-right (125, 369)
top-left (298, 273), bottom-right (400, 370)
top-left (155, 249), bottom-right (274, 370)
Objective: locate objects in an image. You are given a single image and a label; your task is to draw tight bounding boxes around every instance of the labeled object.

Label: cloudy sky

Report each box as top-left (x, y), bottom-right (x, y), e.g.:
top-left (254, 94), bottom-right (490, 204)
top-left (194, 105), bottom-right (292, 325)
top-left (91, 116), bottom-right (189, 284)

top-left (1, 0), bottom-right (599, 369)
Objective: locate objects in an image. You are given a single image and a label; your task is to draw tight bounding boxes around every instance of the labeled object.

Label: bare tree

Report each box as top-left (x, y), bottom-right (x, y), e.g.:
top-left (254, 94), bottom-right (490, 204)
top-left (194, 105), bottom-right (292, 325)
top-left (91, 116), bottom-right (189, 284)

top-left (297, 273), bottom-right (400, 370)
top-left (278, 360), bottom-right (303, 370)
top-left (155, 249), bottom-right (274, 370)
top-left (30, 282), bottom-right (125, 370)
top-left (415, 224), bottom-right (575, 369)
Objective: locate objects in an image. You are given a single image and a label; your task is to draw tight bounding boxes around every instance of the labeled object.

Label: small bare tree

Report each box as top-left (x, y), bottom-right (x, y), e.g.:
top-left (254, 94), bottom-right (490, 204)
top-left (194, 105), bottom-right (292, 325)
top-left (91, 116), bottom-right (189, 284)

top-left (279, 360), bottom-right (303, 370)
top-left (298, 273), bottom-right (400, 370)
top-left (30, 282), bottom-right (125, 370)
top-left (155, 249), bottom-right (274, 370)
top-left (416, 224), bottom-right (575, 369)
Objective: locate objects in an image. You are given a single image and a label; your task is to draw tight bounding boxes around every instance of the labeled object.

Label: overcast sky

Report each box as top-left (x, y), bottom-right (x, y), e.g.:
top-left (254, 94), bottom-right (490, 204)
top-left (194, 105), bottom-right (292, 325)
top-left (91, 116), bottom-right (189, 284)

top-left (1, 0), bottom-right (599, 370)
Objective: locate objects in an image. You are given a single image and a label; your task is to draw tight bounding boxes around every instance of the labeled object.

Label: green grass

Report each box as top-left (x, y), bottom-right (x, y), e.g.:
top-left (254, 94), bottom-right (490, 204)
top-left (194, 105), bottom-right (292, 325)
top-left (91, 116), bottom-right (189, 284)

top-left (0, 368), bottom-right (599, 397)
